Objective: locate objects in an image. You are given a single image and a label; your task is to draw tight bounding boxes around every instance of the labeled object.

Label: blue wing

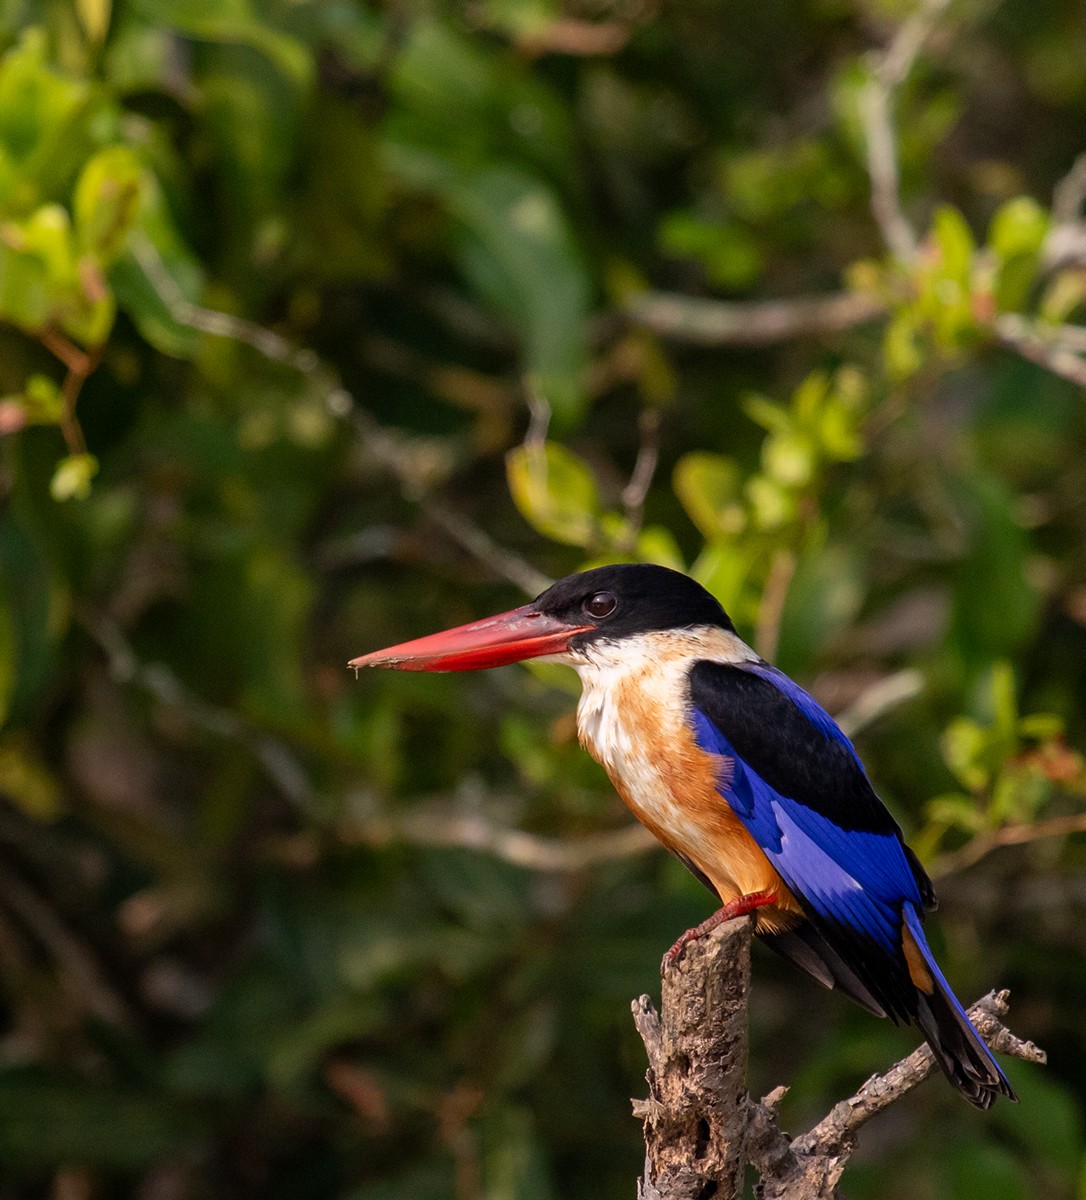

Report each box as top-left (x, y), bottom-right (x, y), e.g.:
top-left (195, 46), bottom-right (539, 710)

top-left (688, 659), bottom-right (930, 1021)
top-left (687, 659), bottom-right (1014, 1105)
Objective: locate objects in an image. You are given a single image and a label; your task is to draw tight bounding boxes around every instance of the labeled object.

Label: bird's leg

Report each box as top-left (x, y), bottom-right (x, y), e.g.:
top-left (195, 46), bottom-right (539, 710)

top-left (662, 890), bottom-right (776, 971)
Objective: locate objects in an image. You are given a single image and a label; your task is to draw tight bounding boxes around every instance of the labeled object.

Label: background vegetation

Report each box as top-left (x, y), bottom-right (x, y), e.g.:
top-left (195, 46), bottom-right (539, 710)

top-left (1, 1), bottom-right (1086, 1197)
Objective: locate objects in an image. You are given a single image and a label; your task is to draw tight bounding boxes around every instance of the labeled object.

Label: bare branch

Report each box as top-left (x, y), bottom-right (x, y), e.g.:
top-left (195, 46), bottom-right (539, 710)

top-left (619, 408), bottom-right (663, 547)
top-left (993, 314), bottom-right (1086, 389)
top-left (754, 548), bottom-right (797, 663)
top-left (634, 926), bottom-right (1042, 1200)
top-left (346, 804), bottom-right (656, 871)
top-left (632, 917), bottom-right (752, 1200)
top-left (748, 991), bottom-right (1044, 1200)
top-left (834, 669), bottom-right (925, 738)
top-left (0, 863), bottom-right (135, 1030)
top-left (131, 235), bottom-right (325, 375)
top-left (930, 810), bottom-right (1086, 878)
top-left (1052, 152), bottom-right (1086, 225)
top-left (793, 992), bottom-right (1043, 1159)
top-left (860, 0), bottom-right (953, 263)
top-left (134, 233), bottom-right (550, 596)
top-left (626, 290), bottom-right (885, 346)
top-left (83, 611), bottom-right (657, 876)
top-left (81, 611), bottom-right (318, 812)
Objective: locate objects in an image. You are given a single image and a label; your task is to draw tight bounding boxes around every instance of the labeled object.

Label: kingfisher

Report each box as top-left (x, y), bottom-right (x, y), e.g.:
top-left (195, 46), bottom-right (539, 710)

top-left (350, 563), bottom-right (1015, 1108)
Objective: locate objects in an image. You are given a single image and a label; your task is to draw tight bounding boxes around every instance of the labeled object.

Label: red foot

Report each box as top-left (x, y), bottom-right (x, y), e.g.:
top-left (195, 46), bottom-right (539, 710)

top-left (662, 890), bottom-right (776, 972)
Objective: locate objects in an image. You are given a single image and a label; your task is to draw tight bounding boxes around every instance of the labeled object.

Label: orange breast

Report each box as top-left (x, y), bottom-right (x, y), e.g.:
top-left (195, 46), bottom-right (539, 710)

top-left (577, 656), bottom-right (803, 934)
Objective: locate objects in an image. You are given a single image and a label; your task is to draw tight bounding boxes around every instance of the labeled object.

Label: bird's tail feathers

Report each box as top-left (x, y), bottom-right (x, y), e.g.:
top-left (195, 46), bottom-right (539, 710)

top-left (903, 904), bottom-right (1016, 1109)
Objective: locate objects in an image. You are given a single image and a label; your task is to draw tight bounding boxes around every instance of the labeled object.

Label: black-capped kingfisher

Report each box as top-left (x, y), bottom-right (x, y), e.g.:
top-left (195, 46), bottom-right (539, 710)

top-left (350, 563), bottom-right (1014, 1108)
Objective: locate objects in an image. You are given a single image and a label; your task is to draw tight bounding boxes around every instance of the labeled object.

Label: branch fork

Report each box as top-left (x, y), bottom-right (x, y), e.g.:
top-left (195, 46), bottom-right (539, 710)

top-left (631, 918), bottom-right (1045, 1200)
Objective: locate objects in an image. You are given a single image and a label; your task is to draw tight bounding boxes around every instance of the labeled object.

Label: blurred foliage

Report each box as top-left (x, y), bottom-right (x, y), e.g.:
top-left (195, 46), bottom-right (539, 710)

top-left (0, 2), bottom-right (1086, 1198)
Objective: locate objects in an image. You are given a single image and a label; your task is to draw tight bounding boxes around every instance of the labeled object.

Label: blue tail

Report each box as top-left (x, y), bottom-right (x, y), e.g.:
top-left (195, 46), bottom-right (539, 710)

top-left (903, 904), bottom-right (1016, 1108)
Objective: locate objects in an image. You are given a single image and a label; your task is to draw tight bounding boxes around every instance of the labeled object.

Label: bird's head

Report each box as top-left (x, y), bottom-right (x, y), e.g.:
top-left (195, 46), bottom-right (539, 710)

top-left (349, 563), bottom-right (735, 673)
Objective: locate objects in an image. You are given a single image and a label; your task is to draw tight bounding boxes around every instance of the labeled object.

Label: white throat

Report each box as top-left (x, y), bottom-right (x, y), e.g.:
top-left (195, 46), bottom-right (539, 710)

top-left (563, 626), bottom-right (758, 777)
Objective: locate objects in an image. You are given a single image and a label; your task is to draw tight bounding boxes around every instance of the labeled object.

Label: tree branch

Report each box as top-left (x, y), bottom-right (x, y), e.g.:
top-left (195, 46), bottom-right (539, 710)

top-left (626, 291), bottom-right (885, 347)
top-left (346, 803), bottom-right (656, 871)
top-left (860, 0), bottom-right (953, 264)
top-left (632, 917), bottom-right (752, 1200)
top-left (633, 924), bottom-right (1045, 1200)
top-left (992, 314), bottom-right (1086, 390)
top-left (930, 810), bottom-right (1086, 879)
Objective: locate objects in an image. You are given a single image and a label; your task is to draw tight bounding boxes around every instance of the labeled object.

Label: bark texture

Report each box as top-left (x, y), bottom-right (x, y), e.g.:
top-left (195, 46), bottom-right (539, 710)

top-left (632, 917), bottom-right (752, 1200)
top-left (631, 917), bottom-right (1047, 1200)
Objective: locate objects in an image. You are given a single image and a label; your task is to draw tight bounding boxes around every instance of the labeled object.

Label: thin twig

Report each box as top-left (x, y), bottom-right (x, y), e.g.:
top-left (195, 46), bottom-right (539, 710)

top-left (81, 611), bottom-right (318, 812)
top-left (793, 991), bottom-right (1044, 1156)
top-left (133, 233), bottom-right (550, 596)
top-left (38, 327), bottom-right (103, 456)
top-left (749, 990), bottom-right (1044, 1200)
top-left (346, 805), bottom-right (656, 871)
top-left (754, 549), bottom-right (797, 662)
top-left (860, 0), bottom-right (953, 263)
top-left (83, 610), bottom-right (655, 873)
top-left (993, 314), bottom-right (1086, 389)
top-left (426, 506), bottom-right (553, 596)
top-left (930, 810), bottom-right (1086, 879)
top-left (1051, 152), bottom-right (1086, 226)
top-left (131, 235), bottom-right (324, 374)
top-left (620, 408), bottom-right (663, 546)
top-left (834, 669), bottom-right (925, 738)
top-left (626, 291), bottom-right (885, 347)
top-left (0, 863), bottom-right (134, 1029)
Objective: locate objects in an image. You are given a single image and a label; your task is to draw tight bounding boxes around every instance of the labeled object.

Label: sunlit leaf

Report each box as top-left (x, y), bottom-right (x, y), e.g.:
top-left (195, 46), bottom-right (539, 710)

top-left (673, 453), bottom-right (745, 540)
top-left (506, 441), bottom-right (599, 546)
top-left (50, 452), bottom-right (98, 501)
top-left (74, 144), bottom-right (144, 263)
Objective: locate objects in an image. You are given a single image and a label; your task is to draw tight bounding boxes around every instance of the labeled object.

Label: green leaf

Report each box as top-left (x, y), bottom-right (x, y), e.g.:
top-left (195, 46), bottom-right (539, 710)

top-left (133, 0), bottom-right (312, 90)
top-left (941, 717), bottom-right (990, 792)
top-left (995, 1067), bottom-right (1083, 1184)
top-left (776, 540), bottom-right (864, 676)
top-left (989, 196), bottom-right (1049, 313)
top-left (673, 452), bottom-right (744, 539)
top-left (0, 29), bottom-right (101, 214)
top-left (479, 1107), bottom-right (554, 1200)
top-left (989, 196), bottom-right (1049, 262)
top-left (447, 167), bottom-right (590, 426)
top-left (883, 311), bottom-right (924, 380)
top-left (50, 452), bottom-right (98, 501)
top-left (932, 204), bottom-right (976, 284)
top-left (948, 474), bottom-right (1041, 661)
top-left (74, 145), bottom-right (145, 264)
top-left (742, 394), bottom-right (792, 434)
top-left (658, 210), bottom-right (762, 289)
top-left (110, 176), bottom-right (204, 357)
top-left (942, 1139), bottom-right (1029, 1200)
top-left (20, 373), bottom-right (64, 424)
top-left (1018, 713), bottom-right (1064, 740)
top-left (746, 475), bottom-right (795, 530)
top-left (925, 791), bottom-right (986, 834)
top-left (634, 525), bottom-right (685, 570)
top-left (506, 442), bottom-right (599, 546)
top-left (76, 0), bottom-right (112, 45)
top-left (690, 543), bottom-right (753, 618)
top-left (762, 431), bottom-right (814, 487)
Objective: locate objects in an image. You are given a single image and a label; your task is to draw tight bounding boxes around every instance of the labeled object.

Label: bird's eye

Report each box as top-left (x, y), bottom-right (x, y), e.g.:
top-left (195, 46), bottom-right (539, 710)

top-left (583, 591), bottom-right (617, 619)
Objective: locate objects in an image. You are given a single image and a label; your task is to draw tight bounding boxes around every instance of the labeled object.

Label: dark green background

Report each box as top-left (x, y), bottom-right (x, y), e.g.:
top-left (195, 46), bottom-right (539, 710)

top-left (0, 2), bottom-right (1085, 1197)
